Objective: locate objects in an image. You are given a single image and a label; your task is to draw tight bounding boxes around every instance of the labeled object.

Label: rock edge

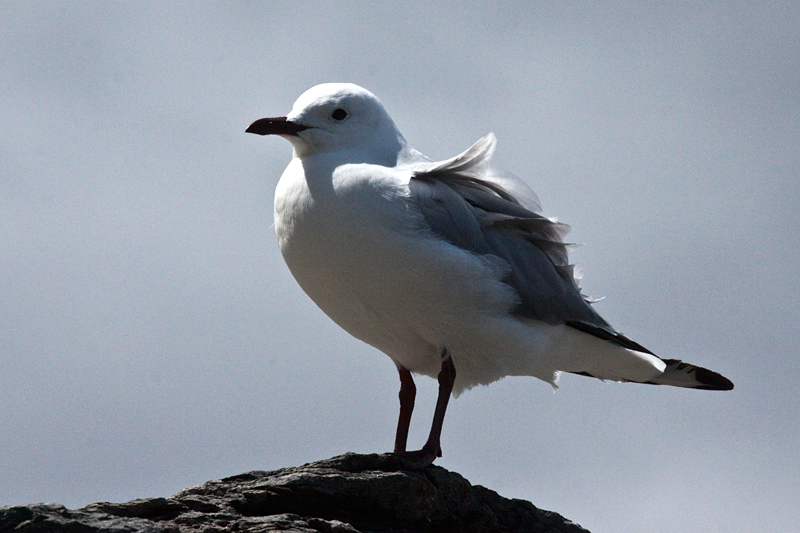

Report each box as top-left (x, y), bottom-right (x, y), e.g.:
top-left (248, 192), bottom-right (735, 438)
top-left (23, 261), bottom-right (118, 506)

top-left (0, 453), bottom-right (590, 532)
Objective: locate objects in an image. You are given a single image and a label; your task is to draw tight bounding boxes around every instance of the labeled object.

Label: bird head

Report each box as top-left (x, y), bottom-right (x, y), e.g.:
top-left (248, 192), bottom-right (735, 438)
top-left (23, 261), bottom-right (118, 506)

top-left (247, 83), bottom-right (410, 165)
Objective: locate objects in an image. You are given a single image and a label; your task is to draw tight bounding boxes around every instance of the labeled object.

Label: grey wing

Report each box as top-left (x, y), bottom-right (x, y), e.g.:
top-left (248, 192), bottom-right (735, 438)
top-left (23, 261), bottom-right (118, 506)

top-left (407, 134), bottom-right (740, 389)
top-left (408, 134), bottom-right (632, 340)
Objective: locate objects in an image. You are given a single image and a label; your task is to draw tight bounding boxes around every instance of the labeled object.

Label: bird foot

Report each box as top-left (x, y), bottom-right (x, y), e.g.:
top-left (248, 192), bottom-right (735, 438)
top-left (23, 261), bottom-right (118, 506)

top-left (390, 443), bottom-right (441, 469)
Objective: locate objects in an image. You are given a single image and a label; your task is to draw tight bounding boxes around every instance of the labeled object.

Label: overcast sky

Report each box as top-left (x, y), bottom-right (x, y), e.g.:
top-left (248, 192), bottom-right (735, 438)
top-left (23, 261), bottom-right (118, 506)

top-left (1, 2), bottom-right (798, 532)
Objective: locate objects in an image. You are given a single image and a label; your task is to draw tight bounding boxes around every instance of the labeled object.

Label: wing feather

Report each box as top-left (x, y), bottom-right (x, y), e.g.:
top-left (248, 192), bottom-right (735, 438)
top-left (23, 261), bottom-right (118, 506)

top-left (408, 133), bottom-right (610, 328)
top-left (405, 133), bottom-right (735, 391)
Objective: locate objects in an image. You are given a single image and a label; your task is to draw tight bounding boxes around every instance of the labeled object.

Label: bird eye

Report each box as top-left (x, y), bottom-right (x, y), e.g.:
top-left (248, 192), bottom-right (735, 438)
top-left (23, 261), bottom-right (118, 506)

top-left (331, 108), bottom-right (349, 121)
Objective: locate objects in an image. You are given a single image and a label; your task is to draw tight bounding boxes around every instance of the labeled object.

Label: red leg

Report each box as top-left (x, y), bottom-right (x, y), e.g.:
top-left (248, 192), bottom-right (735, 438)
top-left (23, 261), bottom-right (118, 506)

top-left (394, 365), bottom-right (416, 454)
top-left (391, 348), bottom-right (456, 467)
top-left (421, 348), bottom-right (456, 459)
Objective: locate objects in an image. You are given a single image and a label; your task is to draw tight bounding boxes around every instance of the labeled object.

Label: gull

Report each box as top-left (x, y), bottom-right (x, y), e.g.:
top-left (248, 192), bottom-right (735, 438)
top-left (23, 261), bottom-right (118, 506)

top-left (247, 83), bottom-right (733, 466)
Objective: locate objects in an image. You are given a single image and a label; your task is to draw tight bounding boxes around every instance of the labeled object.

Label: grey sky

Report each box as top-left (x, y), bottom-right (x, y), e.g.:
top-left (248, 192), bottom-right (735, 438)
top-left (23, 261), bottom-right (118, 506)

top-left (2, 2), bottom-right (798, 532)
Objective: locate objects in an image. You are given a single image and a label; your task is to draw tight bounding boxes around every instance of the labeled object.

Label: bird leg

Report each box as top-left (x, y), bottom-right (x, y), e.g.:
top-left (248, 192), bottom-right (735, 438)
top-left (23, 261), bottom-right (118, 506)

top-left (423, 348), bottom-right (456, 458)
top-left (392, 348), bottom-right (456, 467)
top-left (394, 365), bottom-right (416, 454)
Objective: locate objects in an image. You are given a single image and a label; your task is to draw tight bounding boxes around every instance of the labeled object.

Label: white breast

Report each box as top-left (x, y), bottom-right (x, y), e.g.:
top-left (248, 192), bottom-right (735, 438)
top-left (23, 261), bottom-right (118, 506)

top-left (274, 156), bottom-right (523, 384)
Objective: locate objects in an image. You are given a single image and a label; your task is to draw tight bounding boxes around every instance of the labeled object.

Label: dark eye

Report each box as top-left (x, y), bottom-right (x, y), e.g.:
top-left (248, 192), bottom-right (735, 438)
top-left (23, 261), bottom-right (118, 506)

top-left (331, 108), bottom-right (348, 121)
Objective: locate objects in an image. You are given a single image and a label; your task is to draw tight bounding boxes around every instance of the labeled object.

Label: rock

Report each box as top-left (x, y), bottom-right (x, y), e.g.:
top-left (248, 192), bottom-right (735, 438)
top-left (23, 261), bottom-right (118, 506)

top-left (0, 453), bottom-right (590, 532)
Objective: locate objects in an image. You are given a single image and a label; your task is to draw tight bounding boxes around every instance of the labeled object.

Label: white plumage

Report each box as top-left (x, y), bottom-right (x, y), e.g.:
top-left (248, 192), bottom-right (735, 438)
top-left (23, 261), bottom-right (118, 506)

top-left (248, 83), bottom-right (732, 464)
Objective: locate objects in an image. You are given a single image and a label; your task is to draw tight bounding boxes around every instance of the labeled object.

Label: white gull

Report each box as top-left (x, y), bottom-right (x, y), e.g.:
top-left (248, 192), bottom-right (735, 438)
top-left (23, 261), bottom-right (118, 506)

top-left (247, 83), bottom-right (733, 466)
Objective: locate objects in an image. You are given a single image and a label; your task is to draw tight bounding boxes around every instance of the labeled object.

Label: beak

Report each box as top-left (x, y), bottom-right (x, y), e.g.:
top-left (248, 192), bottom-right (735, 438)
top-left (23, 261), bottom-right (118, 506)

top-left (246, 116), bottom-right (309, 136)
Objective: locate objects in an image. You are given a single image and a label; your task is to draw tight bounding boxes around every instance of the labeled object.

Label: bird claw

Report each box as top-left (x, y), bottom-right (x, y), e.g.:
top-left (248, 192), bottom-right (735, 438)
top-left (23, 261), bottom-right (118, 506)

top-left (390, 444), bottom-right (440, 469)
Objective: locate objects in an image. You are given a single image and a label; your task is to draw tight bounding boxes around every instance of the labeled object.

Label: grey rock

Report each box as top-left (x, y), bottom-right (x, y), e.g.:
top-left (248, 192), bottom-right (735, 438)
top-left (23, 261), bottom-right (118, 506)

top-left (1, 453), bottom-right (590, 532)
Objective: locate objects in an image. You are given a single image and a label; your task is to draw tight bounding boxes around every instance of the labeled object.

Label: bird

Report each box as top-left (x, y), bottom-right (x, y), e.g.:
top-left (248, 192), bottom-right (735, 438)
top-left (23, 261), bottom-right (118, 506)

top-left (246, 83), bottom-right (733, 467)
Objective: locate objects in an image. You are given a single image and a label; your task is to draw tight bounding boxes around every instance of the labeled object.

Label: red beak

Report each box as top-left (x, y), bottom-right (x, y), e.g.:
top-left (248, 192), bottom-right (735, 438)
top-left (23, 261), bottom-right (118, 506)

top-left (246, 116), bottom-right (309, 136)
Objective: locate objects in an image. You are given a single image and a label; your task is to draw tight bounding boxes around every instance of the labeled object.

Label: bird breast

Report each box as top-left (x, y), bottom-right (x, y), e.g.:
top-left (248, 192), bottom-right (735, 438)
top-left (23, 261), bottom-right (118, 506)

top-left (273, 157), bottom-right (520, 375)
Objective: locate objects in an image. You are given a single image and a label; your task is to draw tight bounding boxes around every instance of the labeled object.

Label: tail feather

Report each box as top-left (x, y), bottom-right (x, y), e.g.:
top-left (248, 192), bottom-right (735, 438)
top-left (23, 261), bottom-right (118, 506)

top-left (563, 322), bottom-right (734, 391)
top-left (642, 359), bottom-right (734, 390)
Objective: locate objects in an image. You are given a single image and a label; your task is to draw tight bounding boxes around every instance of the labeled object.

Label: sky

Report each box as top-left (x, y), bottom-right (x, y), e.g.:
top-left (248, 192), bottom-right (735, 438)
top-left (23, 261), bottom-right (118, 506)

top-left (1, 2), bottom-right (798, 532)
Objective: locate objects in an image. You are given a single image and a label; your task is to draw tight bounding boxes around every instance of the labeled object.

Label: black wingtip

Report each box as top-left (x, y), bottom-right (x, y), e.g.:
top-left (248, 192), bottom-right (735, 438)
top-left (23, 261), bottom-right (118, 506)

top-left (643, 359), bottom-right (735, 391)
top-left (694, 367), bottom-right (734, 391)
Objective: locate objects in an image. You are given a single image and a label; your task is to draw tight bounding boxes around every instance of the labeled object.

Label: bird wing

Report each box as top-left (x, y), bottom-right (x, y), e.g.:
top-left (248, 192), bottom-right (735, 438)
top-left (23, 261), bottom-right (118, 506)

top-left (405, 134), bottom-right (737, 391)
top-left (407, 133), bottom-right (635, 340)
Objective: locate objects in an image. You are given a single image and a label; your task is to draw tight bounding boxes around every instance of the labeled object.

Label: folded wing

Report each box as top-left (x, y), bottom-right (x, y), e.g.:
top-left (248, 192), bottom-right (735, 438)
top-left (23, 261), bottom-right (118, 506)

top-left (407, 133), bottom-right (733, 391)
top-left (408, 133), bottom-right (609, 328)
